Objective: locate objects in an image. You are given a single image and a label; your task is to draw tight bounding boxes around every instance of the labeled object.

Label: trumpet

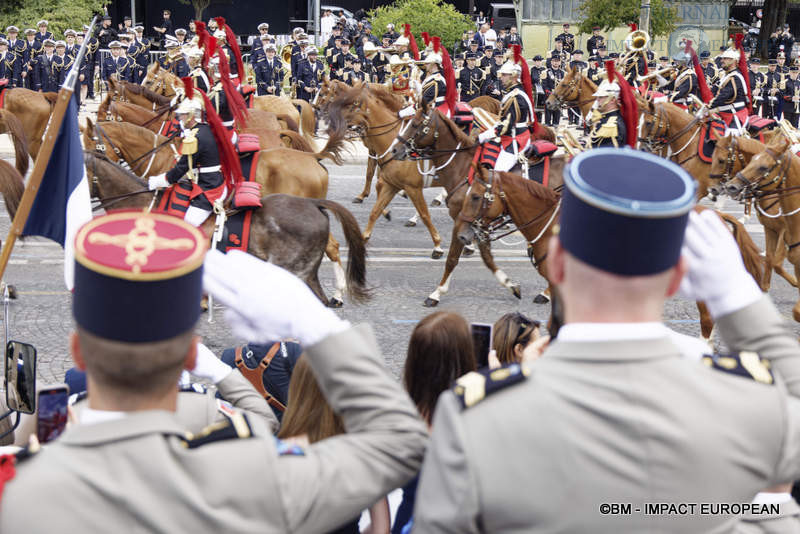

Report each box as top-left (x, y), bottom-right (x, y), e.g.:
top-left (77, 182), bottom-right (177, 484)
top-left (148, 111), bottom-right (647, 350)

top-left (636, 66), bottom-right (676, 83)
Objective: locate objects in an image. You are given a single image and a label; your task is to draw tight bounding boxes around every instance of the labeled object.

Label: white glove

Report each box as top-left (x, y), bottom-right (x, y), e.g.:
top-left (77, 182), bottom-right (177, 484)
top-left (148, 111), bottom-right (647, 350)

top-left (398, 105), bottom-right (416, 118)
top-left (148, 173), bottom-right (169, 190)
top-left (190, 342), bottom-right (233, 384)
top-left (478, 129), bottom-right (496, 143)
top-left (203, 250), bottom-right (350, 346)
top-left (679, 210), bottom-right (762, 319)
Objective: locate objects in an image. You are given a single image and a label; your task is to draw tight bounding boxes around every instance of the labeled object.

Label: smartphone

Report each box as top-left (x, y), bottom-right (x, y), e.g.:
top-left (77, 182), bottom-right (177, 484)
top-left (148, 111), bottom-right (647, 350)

top-left (37, 384), bottom-right (70, 444)
top-left (471, 323), bottom-right (493, 368)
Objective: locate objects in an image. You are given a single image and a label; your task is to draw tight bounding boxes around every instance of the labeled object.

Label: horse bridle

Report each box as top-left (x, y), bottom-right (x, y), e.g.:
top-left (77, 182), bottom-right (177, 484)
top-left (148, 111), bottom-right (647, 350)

top-left (551, 75), bottom-right (594, 110)
top-left (639, 104), bottom-right (702, 163)
top-left (396, 110), bottom-right (476, 159)
top-left (92, 122), bottom-right (180, 177)
top-left (85, 153), bottom-right (154, 212)
top-left (730, 146), bottom-right (792, 199)
top-left (708, 136), bottom-right (747, 183)
top-left (458, 170), bottom-right (506, 238)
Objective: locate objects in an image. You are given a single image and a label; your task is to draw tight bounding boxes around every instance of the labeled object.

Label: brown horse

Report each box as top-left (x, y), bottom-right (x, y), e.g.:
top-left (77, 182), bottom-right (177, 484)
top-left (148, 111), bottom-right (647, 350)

top-left (709, 135), bottom-right (798, 291)
top-left (389, 105), bottom-right (567, 305)
top-left (545, 66), bottom-right (598, 125)
top-left (721, 134), bottom-right (800, 321)
top-left (106, 77), bottom-right (172, 111)
top-left (82, 119), bottom-right (180, 178)
top-left (83, 151), bottom-right (369, 306)
top-left (0, 109), bottom-right (30, 176)
top-left (2, 88), bottom-right (57, 160)
top-left (140, 62), bottom-right (178, 98)
top-left (0, 158), bottom-right (25, 219)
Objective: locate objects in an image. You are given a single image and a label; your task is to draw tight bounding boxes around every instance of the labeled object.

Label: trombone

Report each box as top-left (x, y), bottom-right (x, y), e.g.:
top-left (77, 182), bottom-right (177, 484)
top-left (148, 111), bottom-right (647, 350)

top-left (637, 66), bottom-right (676, 84)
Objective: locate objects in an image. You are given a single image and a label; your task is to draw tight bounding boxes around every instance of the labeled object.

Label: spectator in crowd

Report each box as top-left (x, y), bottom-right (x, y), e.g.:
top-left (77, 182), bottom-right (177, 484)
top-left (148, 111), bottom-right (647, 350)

top-left (490, 312), bottom-right (547, 367)
top-left (0, 215), bottom-right (427, 532)
top-left (413, 149), bottom-right (800, 532)
top-left (152, 10), bottom-right (173, 42)
top-left (482, 23), bottom-right (497, 49)
top-left (187, 20), bottom-right (197, 41)
top-left (321, 9), bottom-right (336, 44)
top-left (392, 311), bottom-right (477, 533)
top-left (95, 16), bottom-right (117, 49)
top-left (278, 355), bottom-right (391, 534)
top-left (475, 11), bottom-right (487, 30)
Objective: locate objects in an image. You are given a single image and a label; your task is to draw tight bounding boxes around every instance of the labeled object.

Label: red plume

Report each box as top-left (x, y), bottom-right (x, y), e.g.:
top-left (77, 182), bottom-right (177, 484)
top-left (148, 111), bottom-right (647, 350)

top-left (432, 36), bottom-right (456, 115)
top-left (513, 44), bottom-right (541, 135)
top-left (181, 76), bottom-right (194, 100)
top-left (404, 23), bottom-right (420, 61)
top-left (215, 45), bottom-right (248, 127)
top-left (421, 32), bottom-right (430, 47)
top-left (194, 21), bottom-right (210, 68)
top-left (197, 88), bottom-right (243, 190)
top-left (629, 23), bottom-right (638, 32)
top-left (215, 17), bottom-right (244, 85)
top-left (685, 40), bottom-right (712, 104)
top-left (734, 33), bottom-right (753, 113)
top-left (604, 60), bottom-right (637, 147)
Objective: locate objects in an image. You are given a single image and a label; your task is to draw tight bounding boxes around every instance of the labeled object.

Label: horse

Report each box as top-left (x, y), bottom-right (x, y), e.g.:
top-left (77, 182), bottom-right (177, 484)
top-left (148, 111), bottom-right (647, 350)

top-left (0, 158), bottom-right (25, 219)
top-left (709, 134), bottom-right (798, 291)
top-left (722, 134), bottom-right (800, 321)
top-left (1, 87), bottom-right (57, 160)
top-left (0, 109), bottom-right (30, 176)
top-left (139, 62), bottom-right (179, 98)
top-left (106, 77), bottom-right (172, 111)
top-left (389, 104), bottom-right (567, 306)
top-left (83, 151), bottom-right (369, 307)
top-left (545, 66), bottom-right (598, 125)
top-left (82, 118), bottom-right (180, 178)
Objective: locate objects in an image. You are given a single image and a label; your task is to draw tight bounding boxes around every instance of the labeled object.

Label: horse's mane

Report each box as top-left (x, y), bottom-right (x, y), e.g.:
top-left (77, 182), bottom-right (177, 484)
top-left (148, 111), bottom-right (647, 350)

top-left (326, 84), bottom-right (367, 141)
top-left (721, 134), bottom-right (765, 155)
top-left (438, 110), bottom-right (475, 147)
top-left (504, 171), bottom-right (560, 204)
top-left (101, 120), bottom-right (165, 146)
top-left (83, 151), bottom-right (148, 189)
top-left (121, 82), bottom-right (172, 105)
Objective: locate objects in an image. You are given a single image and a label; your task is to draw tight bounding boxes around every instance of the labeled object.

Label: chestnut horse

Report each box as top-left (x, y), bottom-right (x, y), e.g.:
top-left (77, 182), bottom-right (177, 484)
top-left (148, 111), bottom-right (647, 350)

top-left (709, 134), bottom-right (798, 291)
top-left (83, 151), bottom-right (369, 306)
top-left (0, 109), bottom-right (30, 176)
top-left (457, 166), bottom-right (765, 340)
top-left (2, 88), bottom-right (57, 161)
top-left (721, 134), bottom-right (800, 321)
top-left (390, 107), bottom-right (565, 306)
top-left (545, 66), bottom-right (598, 125)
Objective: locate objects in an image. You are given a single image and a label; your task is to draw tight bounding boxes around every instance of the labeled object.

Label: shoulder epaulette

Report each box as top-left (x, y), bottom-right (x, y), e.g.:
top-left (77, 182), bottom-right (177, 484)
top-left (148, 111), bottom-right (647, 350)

top-left (702, 351), bottom-right (773, 384)
top-left (453, 362), bottom-right (529, 409)
top-left (181, 411), bottom-right (253, 449)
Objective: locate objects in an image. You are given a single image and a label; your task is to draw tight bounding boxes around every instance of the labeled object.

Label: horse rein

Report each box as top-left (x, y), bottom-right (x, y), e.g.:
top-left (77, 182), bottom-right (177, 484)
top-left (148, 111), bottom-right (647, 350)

top-left (85, 154), bottom-right (154, 212)
top-left (397, 111), bottom-right (476, 160)
top-left (731, 146), bottom-right (795, 200)
top-left (551, 76), bottom-right (595, 110)
top-left (639, 104), bottom-right (702, 164)
top-left (708, 136), bottom-right (746, 182)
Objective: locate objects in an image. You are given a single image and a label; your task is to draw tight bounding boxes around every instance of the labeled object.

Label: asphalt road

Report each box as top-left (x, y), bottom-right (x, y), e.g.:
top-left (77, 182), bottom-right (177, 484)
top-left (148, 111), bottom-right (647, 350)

top-left (1, 117), bottom-right (799, 384)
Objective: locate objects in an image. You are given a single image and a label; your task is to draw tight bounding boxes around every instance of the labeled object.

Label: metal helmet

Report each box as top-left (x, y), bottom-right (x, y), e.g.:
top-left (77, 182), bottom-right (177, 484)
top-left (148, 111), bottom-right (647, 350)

top-left (394, 36), bottom-right (409, 47)
top-left (592, 79), bottom-right (621, 98)
top-left (417, 52), bottom-right (442, 65)
top-left (672, 51), bottom-right (691, 67)
top-left (497, 60), bottom-right (521, 76)
top-left (719, 47), bottom-right (740, 61)
top-left (176, 96), bottom-right (203, 116)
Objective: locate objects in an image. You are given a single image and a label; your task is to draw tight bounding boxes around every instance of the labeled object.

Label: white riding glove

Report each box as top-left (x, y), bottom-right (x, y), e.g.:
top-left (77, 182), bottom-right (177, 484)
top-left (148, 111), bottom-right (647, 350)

top-left (679, 210), bottom-right (762, 319)
top-left (398, 105), bottom-right (416, 118)
top-left (148, 173), bottom-right (169, 190)
top-left (203, 250), bottom-right (350, 346)
top-left (190, 342), bottom-right (232, 384)
top-left (478, 129), bottom-right (496, 143)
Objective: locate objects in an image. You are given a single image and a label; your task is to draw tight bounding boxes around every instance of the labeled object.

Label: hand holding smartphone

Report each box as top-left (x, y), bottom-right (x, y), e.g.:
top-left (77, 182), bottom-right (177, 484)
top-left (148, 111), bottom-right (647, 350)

top-left (471, 323), bottom-right (493, 368)
top-left (37, 384), bottom-right (70, 444)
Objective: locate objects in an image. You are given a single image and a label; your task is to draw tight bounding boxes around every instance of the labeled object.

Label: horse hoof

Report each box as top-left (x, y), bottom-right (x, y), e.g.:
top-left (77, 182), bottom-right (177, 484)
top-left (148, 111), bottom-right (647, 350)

top-left (200, 297), bottom-right (209, 312)
top-left (352, 197), bottom-right (364, 204)
top-left (399, 190), bottom-right (408, 199)
top-left (462, 246), bottom-right (476, 257)
top-left (383, 211), bottom-right (391, 221)
top-left (423, 297), bottom-right (439, 307)
top-left (510, 284), bottom-right (521, 300)
top-left (431, 249), bottom-right (444, 259)
top-left (6, 285), bottom-right (17, 300)
top-left (533, 293), bottom-right (551, 304)
top-left (328, 297), bottom-right (344, 308)
top-left (431, 199), bottom-right (442, 206)
top-left (404, 219), bottom-right (417, 227)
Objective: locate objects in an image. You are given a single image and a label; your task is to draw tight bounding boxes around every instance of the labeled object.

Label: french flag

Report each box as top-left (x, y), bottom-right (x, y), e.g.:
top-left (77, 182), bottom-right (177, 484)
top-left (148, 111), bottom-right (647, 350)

top-left (21, 96), bottom-right (92, 290)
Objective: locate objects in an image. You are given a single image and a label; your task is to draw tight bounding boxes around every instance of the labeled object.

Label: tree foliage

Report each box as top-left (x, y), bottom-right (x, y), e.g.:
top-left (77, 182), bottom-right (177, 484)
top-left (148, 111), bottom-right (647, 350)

top-left (577, 0), bottom-right (680, 37)
top-left (177, 0), bottom-right (212, 22)
top-left (369, 0), bottom-right (474, 53)
top-left (0, 0), bottom-right (105, 38)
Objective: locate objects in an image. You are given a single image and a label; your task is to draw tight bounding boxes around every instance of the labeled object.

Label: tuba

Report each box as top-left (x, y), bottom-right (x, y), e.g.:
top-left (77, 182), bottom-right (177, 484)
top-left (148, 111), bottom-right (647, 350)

top-left (281, 44), bottom-right (294, 76)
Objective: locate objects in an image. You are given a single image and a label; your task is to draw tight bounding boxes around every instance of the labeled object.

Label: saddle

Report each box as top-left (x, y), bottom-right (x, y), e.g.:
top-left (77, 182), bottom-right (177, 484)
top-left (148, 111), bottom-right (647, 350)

top-left (698, 120), bottom-right (726, 163)
top-left (746, 115), bottom-right (775, 134)
top-left (452, 102), bottom-right (474, 134)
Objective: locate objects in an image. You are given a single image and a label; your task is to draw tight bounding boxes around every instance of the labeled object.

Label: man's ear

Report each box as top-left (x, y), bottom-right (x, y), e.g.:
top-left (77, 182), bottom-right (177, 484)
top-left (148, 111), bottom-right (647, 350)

top-left (184, 335), bottom-right (200, 371)
top-left (547, 236), bottom-right (566, 285)
top-left (666, 255), bottom-right (688, 298)
top-left (70, 331), bottom-right (86, 371)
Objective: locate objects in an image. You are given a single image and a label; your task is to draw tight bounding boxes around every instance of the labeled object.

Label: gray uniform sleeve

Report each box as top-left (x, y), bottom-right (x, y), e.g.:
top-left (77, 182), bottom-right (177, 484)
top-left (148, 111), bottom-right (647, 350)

top-left (274, 323), bottom-right (428, 533)
top-left (715, 296), bottom-right (800, 483)
top-left (215, 369), bottom-right (279, 434)
top-left (412, 392), bottom-right (481, 533)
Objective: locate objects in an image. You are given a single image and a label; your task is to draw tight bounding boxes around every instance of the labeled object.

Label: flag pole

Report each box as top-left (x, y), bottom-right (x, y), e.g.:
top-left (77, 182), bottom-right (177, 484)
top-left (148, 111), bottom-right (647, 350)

top-left (0, 16), bottom-right (99, 284)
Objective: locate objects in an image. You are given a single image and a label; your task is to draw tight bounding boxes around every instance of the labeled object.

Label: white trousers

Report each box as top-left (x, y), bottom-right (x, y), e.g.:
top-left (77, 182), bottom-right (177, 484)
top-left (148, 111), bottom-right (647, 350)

top-left (494, 140), bottom-right (531, 173)
top-left (185, 206), bottom-right (212, 227)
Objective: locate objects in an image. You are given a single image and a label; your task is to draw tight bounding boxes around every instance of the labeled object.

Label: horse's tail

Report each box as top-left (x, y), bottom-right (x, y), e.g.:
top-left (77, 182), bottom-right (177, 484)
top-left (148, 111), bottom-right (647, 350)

top-left (274, 113), bottom-right (299, 133)
top-left (0, 159), bottom-right (25, 220)
top-left (0, 109), bottom-right (30, 177)
top-left (292, 98), bottom-right (316, 136)
top-left (313, 117), bottom-right (349, 165)
top-left (314, 199), bottom-right (371, 303)
top-left (279, 130), bottom-right (314, 152)
top-left (718, 211), bottom-right (765, 289)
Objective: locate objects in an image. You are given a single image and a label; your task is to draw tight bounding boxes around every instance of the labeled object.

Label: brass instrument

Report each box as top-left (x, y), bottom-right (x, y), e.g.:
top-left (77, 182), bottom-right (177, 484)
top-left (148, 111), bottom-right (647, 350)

top-left (779, 119), bottom-right (799, 144)
top-left (619, 29), bottom-right (649, 69)
top-left (636, 66), bottom-right (676, 84)
top-left (281, 44), bottom-right (294, 77)
top-left (559, 127), bottom-right (584, 156)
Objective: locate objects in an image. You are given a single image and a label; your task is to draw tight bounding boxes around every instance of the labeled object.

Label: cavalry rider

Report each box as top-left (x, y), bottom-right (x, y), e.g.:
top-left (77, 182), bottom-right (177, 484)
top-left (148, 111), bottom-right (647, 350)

top-left (187, 47), bottom-right (210, 93)
top-left (398, 50), bottom-right (447, 119)
top-left (588, 77), bottom-right (627, 148)
top-left (707, 46), bottom-right (750, 134)
top-left (475, 60), bottom-right (533, 172)
top-left (207, 56), bottom-right (235, 131)
top-left (669, 50), bottom-right (700, 110)
top-left (387, 54), bottom-right (413, 99)
top-left (147, 94), bottom-right (226, 227)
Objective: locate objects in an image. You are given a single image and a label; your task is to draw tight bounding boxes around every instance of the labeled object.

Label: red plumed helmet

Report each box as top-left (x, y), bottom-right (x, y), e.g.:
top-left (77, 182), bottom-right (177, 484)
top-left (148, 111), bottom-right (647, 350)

top-left (181, 76), bottom-right (194, 100)
top-left (421, 32), bottom-right (430, 46)
top-left (629, 23), bottom-right (638, 32)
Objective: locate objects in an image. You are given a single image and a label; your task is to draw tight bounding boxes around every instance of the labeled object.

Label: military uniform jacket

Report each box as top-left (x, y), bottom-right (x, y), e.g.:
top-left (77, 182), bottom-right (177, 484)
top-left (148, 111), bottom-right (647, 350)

top-left (53, 53), bottom-right (73, 86)
top-left (297, 59), bottom-right (324, 92)
top-left (34, 31), bottom-right (53, 43)
top-left (165, 56), bottom-right (189, 78)
top-left (414, 296), bottom-right (800, 532)
top-left (783, 77), bottom-right (800, 114)
top-left (22, 39), bottom-right (42, 70)
top-left (290, 44), bottom-right (305, 79)
top-left (702, 62), bottom-right (718, 90)
top-left (458, 66), bottom-right (485, 101)
top-left (764, 70), bottom-right (785, 102)
top-left (0, 325), bottom-right (427, 533)
top-left (0, 52), bottom-right (22, 87)
top-left (670, 69), bottom-right (699, 105)
top-left (34, 53), bottom-right (58, 92)
top-left (190, 67), bottom-right (210, 94)
top-left (543, 67), bottom-right (564, 94)
top-left (331, 51), bottom-right (357, 80)
top-left (346, 69), bottom-right (366, 86)
top-left (255, 57), bottom-right (283, 94)
top-left (586, 66), bottom-right (602, 85)
top-left (589, 109), bottom-right (626, 148)
top-left (7, 39), bottom-right (25, 63)
top-left (556, 31), bottom-right (575, 53)
top-left (479, 55), bottom-right (493, 69)
top-left (102, 55), bottom-right (132, 82)
top-left (587, 35), bottom-right (604, 55)
top-left (497, 85), bottom-right (532, 136)
top-left (420, 71), bottom-right (447, 108)
top-left (371, 52), bottom-right (389, 82)
top-left (710, 69), bottom-right (749, 111)
top-left (166, 123), bottom-right (224, 191)
top-left (546, 49), bottom-right (569, 69)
